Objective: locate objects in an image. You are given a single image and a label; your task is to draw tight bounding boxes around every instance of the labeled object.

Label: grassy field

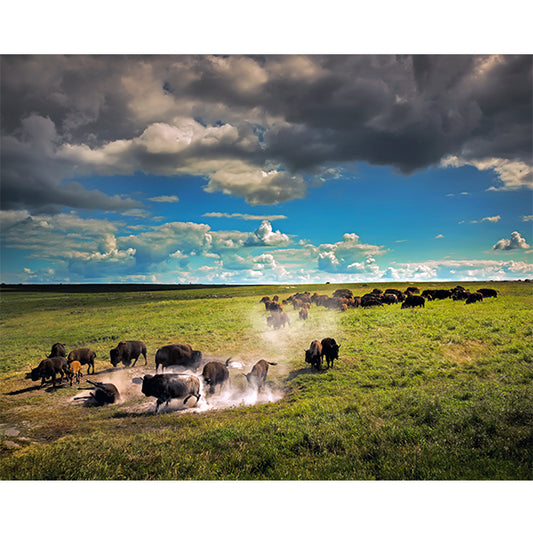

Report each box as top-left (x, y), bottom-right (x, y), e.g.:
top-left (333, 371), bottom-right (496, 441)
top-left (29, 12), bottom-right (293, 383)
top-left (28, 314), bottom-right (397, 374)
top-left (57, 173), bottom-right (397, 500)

top-left (0, 281), bottom-right (532, 480)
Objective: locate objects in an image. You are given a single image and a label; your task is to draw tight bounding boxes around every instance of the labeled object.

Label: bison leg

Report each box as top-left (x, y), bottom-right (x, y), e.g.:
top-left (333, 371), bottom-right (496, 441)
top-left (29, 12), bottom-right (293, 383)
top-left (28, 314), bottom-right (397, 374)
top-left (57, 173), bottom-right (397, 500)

top-left (131, 357), bottom-right (137, 367)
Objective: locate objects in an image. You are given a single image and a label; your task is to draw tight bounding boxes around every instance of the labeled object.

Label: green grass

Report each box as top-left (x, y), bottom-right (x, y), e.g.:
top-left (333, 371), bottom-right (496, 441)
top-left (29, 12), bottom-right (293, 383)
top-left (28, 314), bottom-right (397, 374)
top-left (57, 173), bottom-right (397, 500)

top-left (1, 281), bottom-right (532, 479)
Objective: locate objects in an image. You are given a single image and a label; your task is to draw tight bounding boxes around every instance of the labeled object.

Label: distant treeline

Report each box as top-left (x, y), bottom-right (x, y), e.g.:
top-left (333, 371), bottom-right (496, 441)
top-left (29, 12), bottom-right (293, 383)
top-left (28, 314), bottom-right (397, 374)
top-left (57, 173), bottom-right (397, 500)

top-left (0, 283), bottom-right (245, 293)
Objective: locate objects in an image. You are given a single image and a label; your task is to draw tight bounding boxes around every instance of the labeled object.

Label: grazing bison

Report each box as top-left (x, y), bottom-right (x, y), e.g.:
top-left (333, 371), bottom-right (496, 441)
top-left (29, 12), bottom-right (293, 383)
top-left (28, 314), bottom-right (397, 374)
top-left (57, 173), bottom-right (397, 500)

top-left (87, 380), bottom-right (120, 404)
top-left (141, 373), bottom-right (201, 412)
top-left (381, 293), bottom-right (398, 305)
top-left (478, 288), bottom-right (497, 298)
top-left (68, 348), bottom-right (96, 375)
top-left (202, 358), bottom-right (231, 394)
top-left (401, 295), bottom-right (425, 309)
top-left (432, 289), bottom-right (453, 300)
top-left (321, 337), bottom-right (340, 368)
top-left (244, 360), bottom-right (277, 391)
top-left (305, 340), bottom-right (323, 370)
top-left (27, 356), bottom-right (69, 388)
top-left (110, 340), bottom-right (147, 367)
top-left (49, 343), bottom-right (66, 358)
top-left (155, 344), bottom-right (202, 372)
top-left (465, 292), bottom-right (484, 304)
top-left (67, 360), bottom-right (83, 386)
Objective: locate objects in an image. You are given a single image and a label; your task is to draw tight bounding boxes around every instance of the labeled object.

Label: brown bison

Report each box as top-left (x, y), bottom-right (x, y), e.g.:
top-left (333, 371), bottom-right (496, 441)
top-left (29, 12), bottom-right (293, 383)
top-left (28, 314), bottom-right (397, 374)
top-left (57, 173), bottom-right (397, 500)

top-left (87, 380), bottom-right (120, 404)
top-left (68, 348), bottom-right (96, 375)
top-left (321, 337), bottom-right (340, 368)
top-left (141, 373), bottom-right (201, 412)
top-left (305, 340), bottom-right (323, 370)
top-left (243, 360), bottom-right (277, 391)
top-left (155, 344), bottom-right (202, 372)
top-left (27, 356), bottom-right (69, 388)
top-left (110, 340), bottom-right (147, 367)
top-left (267, 311), bottom-right (290, 329)
top-left (299, 308), bottom-right (309, 320)
top-left (202, 358), bottom-right (231, 394)
top-left (49, 343), bottom-right (66, 358)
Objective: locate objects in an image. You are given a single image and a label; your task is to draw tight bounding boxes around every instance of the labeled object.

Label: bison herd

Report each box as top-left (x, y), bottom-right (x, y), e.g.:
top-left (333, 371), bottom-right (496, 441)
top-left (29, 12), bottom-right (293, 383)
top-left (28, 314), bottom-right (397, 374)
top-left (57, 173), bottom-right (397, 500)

top-left (261, 285), bottom-right (498, 324)
top-left (24, 334), bottom-right (287, 413)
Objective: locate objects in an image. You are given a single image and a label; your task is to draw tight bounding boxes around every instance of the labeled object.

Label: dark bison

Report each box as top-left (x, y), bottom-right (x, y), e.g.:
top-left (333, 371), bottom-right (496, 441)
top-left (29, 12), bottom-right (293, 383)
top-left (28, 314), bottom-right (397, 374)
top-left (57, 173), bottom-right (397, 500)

top-left (49, 343), bottom-right (66, 358)
top-left (381, 293), bottom-right (398, 305)
top-left (401, 295), bottom-right (425, 309)
top-left (305, 340), bottom-right (323, 370)
top-left (321, 337), bottom-right (340, 368)
top-left (110, 340), bottom-right (147, 367)
top-left (141, 373), bottom-right (201, 412)
top-left (478, 288), bottom-right (497, 298)
top-left (466, 292), bottom-right (484, 304)
top-left (202, 358), bottom-right (231, 394)
top-left (155, 344), bottom-right (202, 372)
top-left (244, 360), bottom-right (277, 391)
top-left (87, 380), bottom-right (120, 404)
top-left (68, 348), bottom-right (96, 374)
top-left (406, 286), bottom-right (420, 294)
top-left (66, 360), bottom-right (83, 385)
top-left (27, 356), bottom-right (69, 388)
top-left (432, 289), bottom-right (453, 300)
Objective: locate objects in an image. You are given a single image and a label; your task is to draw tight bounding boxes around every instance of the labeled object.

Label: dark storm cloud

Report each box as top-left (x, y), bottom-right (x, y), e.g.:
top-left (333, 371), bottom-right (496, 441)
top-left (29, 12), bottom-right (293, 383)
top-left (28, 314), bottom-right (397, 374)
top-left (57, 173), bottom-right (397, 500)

top-left (1, 55), bottom-right (531, 211)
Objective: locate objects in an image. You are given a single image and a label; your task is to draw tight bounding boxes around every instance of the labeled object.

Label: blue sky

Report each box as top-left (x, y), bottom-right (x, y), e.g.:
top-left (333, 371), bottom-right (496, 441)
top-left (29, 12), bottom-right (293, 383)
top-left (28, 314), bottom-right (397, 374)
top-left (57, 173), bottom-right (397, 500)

top-left (1, 55), bottom-right (532, 284)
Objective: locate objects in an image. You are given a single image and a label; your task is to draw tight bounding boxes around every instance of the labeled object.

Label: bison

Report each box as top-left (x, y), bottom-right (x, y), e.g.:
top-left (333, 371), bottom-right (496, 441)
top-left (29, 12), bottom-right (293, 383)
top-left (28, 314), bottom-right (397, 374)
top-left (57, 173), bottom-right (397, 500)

top-left (305, 340), bottom-right (323, 370)
top-left (465, 292), bottom-right (484, 304)
top-left (68, 348), bottom-right (96, 374)
top-left (243, 360), bottom-right (277, 391)
top-left (202, 358), bottom-right (231, 394)
top-left (67, 360), bottom-right (83, 386)
top-left (401, 295), bottom-right (425, 309)
top-left (141, 373), bottom-right (201, 412)
top-left (321, 337), bottom-right (340, 368)
top-left (155, 344), bottom-right (202, 372)
top-left (49, 343), bottom-right (66, 358)
top-left (478, 288), bottom-right (497, 298)
top-left (110, 340), bottom-right (147, 368)
top-left (27, 356), bottom-right (69, 388)
top-left (299, 308), bottom-right (309, 320)
top-left (87, 380), bottom-right (120, 404)
top-left (267, 311), bottom-right (290, 329)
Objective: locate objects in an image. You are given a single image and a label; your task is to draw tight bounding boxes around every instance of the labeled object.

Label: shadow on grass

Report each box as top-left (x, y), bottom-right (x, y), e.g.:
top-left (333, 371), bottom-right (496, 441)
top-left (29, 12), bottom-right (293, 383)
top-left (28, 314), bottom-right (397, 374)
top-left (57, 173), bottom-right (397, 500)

top-left (285, 366), bottom-right (327, 382)
top-left (4, 382), bottom-right (72, 395)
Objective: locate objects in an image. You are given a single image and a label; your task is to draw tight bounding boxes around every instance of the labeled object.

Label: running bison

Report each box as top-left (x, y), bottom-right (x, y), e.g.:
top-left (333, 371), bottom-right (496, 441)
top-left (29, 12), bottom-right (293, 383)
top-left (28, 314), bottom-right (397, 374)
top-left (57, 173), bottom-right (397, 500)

top-left (110, 340), bottom-right (147, 367)
top-left (68, 348), bottom-right (96, 375)
top-left (87, 380), bottom-right (120, 404)
top-left (401, 295), bottom-right (425, 309)
top-left (305, 340), bottom-right (323, 370)
top-left (27, 356), bottom-right (69, 388)
top-left (202, 358), bottom-right (231, 394)
top-left (321, 337), bottom-right (340, 368)
top-left (141, 373), bottom-right (201, 412)
top-left (243, 360), bottom-right (277, 391)
top-left (155, 344), bottom-right (202, 372)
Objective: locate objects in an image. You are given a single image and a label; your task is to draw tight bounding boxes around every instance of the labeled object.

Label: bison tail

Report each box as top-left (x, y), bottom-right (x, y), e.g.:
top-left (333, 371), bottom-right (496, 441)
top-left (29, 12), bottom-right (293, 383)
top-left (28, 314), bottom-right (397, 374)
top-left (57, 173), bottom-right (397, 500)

top-left (225, 357), bottom-right (232, 367)
top-left (268, 362), bottom-right (278, 366)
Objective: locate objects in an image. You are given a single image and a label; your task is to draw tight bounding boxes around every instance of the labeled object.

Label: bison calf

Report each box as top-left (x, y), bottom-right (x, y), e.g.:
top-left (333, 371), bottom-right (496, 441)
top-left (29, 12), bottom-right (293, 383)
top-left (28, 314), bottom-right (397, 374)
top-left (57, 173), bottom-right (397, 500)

top-left (141, 374), bottom-right (201, 413)
top-left (67, 360), bottom-right (83, 386)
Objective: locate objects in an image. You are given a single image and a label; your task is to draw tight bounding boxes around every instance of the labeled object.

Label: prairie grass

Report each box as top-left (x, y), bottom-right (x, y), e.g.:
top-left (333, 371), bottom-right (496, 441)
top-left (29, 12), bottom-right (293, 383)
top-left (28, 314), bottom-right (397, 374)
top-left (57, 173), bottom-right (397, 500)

top-left (0, 281), bottom-right (532, 479)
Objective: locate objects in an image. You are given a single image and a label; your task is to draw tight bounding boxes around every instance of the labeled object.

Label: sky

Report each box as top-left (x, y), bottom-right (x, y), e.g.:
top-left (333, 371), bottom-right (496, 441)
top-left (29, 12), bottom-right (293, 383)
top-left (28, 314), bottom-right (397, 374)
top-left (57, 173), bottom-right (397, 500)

top-left (1, 54), bottom-right (532, 284)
